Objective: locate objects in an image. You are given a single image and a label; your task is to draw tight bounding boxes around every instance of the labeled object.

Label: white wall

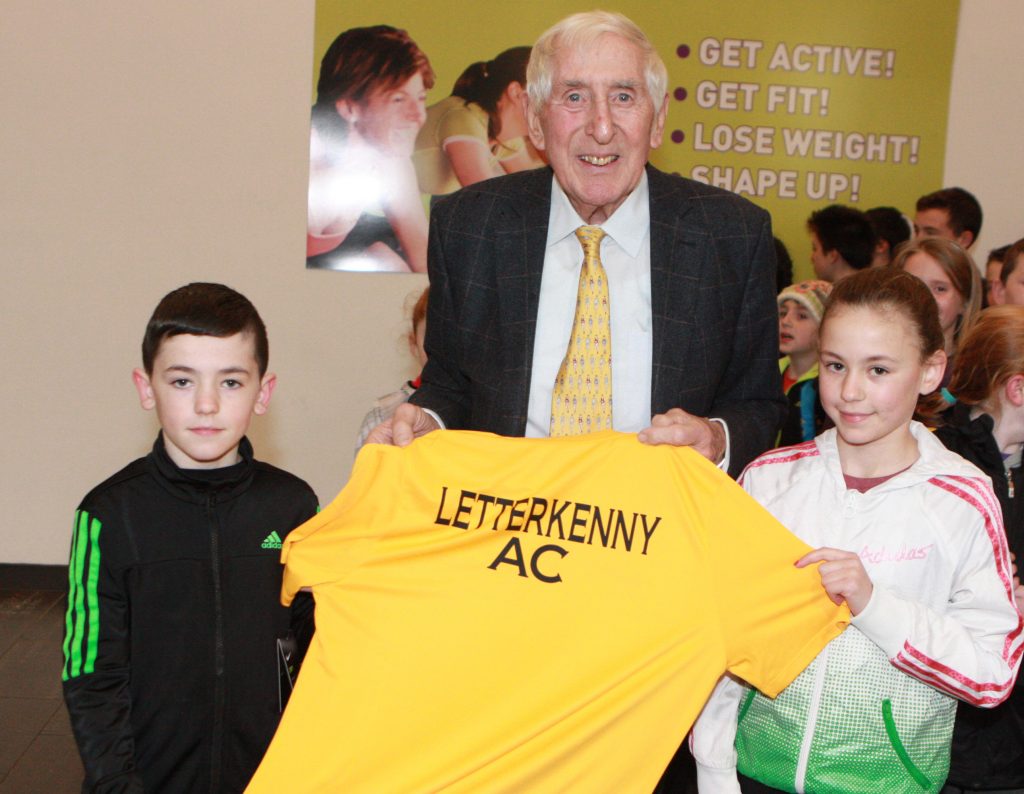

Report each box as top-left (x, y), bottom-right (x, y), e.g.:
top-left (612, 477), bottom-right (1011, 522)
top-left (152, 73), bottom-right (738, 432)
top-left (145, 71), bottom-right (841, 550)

top-left (2, 0), bottom-right (1021, 563)
top-left (944, 0), bottom-right (1024, 258)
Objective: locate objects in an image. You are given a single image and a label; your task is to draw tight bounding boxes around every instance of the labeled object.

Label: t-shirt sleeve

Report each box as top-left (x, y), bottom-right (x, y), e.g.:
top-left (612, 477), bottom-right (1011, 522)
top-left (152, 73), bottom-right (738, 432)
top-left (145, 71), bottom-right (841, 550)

top-left (437, 103), bottom-right (488, 146)
top-left (279, 443), bottom-right (400, 601)
top-left (701, 471), bottom-right (848, 697)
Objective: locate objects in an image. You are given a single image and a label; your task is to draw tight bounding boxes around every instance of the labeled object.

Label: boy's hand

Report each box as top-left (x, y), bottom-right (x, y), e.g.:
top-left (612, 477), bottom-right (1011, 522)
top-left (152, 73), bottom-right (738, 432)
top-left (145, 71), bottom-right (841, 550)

top-left (796, 547), bottom-right (874, 616)
top-left (366, 403), bottom-right (439, 447)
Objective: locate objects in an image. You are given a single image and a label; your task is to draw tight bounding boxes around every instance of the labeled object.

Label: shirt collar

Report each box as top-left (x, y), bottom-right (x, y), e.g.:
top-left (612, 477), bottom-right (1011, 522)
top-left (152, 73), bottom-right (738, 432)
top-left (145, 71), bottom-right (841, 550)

top-left (546, 170), bottom-right (650, 259)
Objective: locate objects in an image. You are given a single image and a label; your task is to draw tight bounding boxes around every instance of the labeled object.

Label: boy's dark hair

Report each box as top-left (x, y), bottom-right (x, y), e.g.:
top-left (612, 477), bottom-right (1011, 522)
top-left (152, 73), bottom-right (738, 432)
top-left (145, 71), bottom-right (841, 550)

top-left (865, 206), bottom-right (910, 255)
top-left (988, 243), bottom-right (1011, 267)
top-left (1000, 238), bottom-right (1024, 284)
top-left (142, 283), bottom-right (269, 376)
top-left (915, 187), bottom-right (983, 241)
top-left (807, 204), bottom-right (876, 271)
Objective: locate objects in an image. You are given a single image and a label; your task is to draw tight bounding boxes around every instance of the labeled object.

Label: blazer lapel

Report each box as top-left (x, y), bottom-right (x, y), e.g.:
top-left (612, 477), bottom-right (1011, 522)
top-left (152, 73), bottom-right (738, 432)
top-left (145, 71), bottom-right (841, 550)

top-left (494, 167), bottom-right (553, 434)
top-left (647, 165), bottom-right (704, 414)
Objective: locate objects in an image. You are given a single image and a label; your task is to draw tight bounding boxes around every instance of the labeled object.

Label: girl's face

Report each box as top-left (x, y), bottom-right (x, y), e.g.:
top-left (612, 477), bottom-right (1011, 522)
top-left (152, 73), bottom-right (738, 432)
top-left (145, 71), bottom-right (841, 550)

top-left (340, 72), bottom-right (427, 156)
top-left (818, 305), bottom-right (945, 467)
top-left (902, 252), bottom-right (965, 342)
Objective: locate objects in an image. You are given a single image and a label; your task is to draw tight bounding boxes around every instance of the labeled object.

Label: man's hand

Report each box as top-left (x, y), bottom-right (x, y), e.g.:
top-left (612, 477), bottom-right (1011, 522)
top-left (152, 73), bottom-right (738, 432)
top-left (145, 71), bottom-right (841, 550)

top-left (638, 408), bottom-right (725, 464)
top-left (796, 547), bottom-right (874, 616)
top-left (365, 402), bottom-right (440, 447)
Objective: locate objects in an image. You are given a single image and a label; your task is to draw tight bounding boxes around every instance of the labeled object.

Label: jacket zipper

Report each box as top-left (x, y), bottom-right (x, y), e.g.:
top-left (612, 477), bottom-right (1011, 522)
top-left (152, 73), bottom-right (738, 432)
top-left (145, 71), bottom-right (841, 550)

top-left (793, 643), bottom-right (829, 794)
top-left (208, 492), bottom-right (225, 793)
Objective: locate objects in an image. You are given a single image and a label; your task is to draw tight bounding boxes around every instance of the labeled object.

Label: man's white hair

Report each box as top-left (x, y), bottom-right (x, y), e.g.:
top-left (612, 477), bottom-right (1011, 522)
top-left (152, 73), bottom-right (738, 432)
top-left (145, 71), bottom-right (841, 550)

top-left (526, 10), bottom-right (668, 115)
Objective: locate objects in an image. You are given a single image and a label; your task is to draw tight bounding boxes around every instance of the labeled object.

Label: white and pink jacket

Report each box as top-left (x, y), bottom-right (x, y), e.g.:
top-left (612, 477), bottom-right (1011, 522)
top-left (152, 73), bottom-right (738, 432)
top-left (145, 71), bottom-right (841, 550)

top-left (694, 422), bottom-right (1023, 794)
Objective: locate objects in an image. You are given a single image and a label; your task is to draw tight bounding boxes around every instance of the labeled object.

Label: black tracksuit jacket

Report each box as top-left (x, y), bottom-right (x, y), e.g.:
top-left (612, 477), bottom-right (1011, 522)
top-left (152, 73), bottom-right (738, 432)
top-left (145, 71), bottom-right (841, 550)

top-left (62, 435), bottom-right (317, 793)
top-left (936, 407), bottom-right (1024, 790)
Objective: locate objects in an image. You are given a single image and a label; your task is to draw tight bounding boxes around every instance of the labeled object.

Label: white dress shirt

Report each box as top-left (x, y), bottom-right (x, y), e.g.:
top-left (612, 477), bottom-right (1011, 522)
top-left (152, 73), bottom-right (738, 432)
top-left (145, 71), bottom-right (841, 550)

top-left (525, 174), bottom-right (654, 437)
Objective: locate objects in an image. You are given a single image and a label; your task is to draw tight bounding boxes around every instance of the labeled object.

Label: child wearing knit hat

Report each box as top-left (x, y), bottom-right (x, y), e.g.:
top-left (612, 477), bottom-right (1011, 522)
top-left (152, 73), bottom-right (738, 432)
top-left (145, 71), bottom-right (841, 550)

top-left (777, 280), bottom-right (832, 446)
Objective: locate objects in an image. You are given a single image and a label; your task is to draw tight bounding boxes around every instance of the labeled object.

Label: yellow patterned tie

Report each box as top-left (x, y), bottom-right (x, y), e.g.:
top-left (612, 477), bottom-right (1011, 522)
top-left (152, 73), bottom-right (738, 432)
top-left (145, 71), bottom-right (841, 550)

top-left (550, 225), bottom-right (612, 436)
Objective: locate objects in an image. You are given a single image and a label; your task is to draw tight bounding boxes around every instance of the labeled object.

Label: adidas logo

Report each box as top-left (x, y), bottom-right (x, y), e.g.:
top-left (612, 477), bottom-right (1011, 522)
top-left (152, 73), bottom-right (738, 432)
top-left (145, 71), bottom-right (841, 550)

top-left (261, 531), bottom-right (283, 550)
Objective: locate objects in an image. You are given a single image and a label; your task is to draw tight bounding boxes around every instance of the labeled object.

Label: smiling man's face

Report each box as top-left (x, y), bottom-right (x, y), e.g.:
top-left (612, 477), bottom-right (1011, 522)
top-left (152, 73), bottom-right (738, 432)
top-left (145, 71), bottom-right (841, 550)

top-left (526, 33), bottom-right (667, 224)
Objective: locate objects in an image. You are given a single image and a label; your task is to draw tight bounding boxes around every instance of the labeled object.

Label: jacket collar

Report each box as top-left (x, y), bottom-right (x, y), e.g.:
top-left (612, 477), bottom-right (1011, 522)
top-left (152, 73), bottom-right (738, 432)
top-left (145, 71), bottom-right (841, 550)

top-left (815, 420), bottom-right (986, 492)
top-left (779, 357), bottom-right (820, 384)
top-left (147, 432), bottom-right (256, 503)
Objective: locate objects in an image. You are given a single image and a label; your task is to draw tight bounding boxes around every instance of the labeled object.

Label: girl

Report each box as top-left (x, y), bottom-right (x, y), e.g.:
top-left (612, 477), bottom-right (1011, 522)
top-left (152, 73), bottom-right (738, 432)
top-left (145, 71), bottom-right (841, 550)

top-left (892, 237), bottom-right (982, 377)
top-left (694, 267), bottom-right (1022, 794)
top-left (354, 286), bottom-right (429, 452)
top-left (414, 47), bottom-right (543, 198)
top-left (935, 306), bottom-right (1024, 793)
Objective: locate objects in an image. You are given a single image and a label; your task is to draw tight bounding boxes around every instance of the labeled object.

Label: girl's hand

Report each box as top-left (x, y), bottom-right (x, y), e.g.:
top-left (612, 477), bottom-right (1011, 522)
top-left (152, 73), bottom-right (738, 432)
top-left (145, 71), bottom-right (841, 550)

top-left (796, 547), bottom-right (874, 616)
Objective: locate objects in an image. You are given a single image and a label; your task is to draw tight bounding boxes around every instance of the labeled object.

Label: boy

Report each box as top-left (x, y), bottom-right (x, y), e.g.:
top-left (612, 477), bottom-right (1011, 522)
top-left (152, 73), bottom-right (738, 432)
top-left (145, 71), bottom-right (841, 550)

top-left (865, 205), bottom-right (910, 267)
top-left (777, 280), bottom-right (831, 446)
top-left (913, 185), bottom-right (983, 249)
top-left (994, 238), bottom-right (1024, 306)
top-left (62, 283), bottom-right (318, 793)
top-left (806, 204), bottom-right (875, 282)
top-left (984, 243), bottom-right (1011, 306)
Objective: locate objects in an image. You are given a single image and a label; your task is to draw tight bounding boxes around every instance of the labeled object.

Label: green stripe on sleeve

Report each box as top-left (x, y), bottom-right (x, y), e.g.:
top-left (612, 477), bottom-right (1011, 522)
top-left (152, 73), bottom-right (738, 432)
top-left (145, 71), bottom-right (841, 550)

top-left (83, 516), bottom-right (102, 674)
top-left (61, 511), bottom-right (83, 681)
top-left (68, 510), bottom-right (91, 679)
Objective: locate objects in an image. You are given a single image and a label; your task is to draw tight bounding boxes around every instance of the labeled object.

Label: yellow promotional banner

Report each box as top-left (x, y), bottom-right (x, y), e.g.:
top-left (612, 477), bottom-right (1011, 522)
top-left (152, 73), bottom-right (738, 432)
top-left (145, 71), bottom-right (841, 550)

top-left (308, 1), bottom-right (958, 279)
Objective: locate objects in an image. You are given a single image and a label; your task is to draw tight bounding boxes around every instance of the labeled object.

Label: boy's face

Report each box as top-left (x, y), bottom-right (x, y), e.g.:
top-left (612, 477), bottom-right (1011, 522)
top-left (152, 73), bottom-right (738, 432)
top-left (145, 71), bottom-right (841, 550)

top-left (1000, 256), bottom-right (1024, 307)
top-left (913, 207), bottom-right (973, 248)
top-left (778, 299), bottom-right (819, 357)
top-left (986, 257), bottom-right (1005, 306)
top-left (132, 333), bottom-right (275, 469)
top-left (809, 233), bottom-right (837, 281)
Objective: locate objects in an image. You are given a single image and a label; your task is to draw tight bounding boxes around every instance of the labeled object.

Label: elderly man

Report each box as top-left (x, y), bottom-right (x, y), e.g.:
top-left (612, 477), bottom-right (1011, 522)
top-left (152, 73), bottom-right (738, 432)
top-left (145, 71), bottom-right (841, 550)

top-left (370, 10), bottom-right (784, 476)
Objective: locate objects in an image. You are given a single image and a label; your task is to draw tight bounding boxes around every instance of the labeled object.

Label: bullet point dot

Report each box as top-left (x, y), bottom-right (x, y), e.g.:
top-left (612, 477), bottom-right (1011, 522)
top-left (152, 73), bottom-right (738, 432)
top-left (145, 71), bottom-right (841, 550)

top-left (674, 87), bottom-right (688, 101)
top-left (671, 130), bottom-right (685, 144)
top-left (676, 44), bottom-right (690, 59)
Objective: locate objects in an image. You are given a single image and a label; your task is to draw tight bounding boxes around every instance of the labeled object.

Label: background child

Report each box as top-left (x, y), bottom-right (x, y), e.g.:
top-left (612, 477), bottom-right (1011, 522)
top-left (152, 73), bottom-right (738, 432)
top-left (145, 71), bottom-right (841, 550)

top-left (777, 280), bottom-right (832, 447)
top-left (355, 285), bottom-right (428, 452)
top-left (935, 305), bottom-right (1024, 793)
top-left (694, 268), bottom-right (1022, 794)
top-left (993, 237), bottom-right (1024, 307)
top-left (892, 237), bottom-right (982, 379)
top-left (982, 243), bottom-right (1011, 307)
top-left (806, 204), bottom-right (876, 282)
top-left (62, 283), bottom-right (318, 793)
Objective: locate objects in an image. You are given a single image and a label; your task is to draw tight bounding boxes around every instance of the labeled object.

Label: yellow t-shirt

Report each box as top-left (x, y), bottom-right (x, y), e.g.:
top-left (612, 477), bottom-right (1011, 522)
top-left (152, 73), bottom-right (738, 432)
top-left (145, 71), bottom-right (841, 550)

top-left (247, 430), bottom-right (848, 793)
top-left (413, 96), bottom-right (494, 196)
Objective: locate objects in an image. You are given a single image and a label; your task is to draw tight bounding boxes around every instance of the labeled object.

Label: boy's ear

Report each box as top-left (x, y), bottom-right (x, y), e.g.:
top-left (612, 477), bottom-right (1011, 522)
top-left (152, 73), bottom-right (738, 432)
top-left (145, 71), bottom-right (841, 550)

top-left (253, 373), bottom-right (277, 416)
top-left (920, 350), bottom-right (947, 395)
top-left (132, 368), bottom-right (156, 411)
top-left (991, 279), bottom-right (1007, 306)
top-left (1004, 374), bottom-right (1024, 407)
top-left (956, 230), bottom-right (975, 250)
